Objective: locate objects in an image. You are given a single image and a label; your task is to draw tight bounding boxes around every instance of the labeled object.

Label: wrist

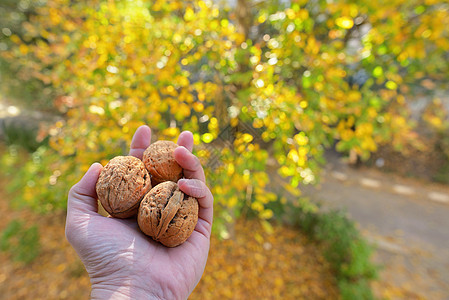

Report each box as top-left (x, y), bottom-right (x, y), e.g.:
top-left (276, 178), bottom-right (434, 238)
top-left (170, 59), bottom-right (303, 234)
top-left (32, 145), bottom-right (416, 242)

top-left (90, 283), bottom-right (166, 300)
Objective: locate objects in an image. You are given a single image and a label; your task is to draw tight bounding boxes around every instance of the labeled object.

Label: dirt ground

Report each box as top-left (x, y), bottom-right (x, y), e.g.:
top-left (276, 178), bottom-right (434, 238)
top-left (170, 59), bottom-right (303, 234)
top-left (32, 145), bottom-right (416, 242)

top-left (369, 136), bottom-right (449, 184)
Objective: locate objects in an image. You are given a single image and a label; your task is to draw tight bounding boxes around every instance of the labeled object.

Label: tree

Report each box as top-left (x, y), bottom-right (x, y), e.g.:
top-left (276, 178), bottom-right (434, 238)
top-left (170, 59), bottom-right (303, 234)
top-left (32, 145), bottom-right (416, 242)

top-left (0, 0), bottom-right (57, 110)
top-left (1, 0), bottom-right (448, 236)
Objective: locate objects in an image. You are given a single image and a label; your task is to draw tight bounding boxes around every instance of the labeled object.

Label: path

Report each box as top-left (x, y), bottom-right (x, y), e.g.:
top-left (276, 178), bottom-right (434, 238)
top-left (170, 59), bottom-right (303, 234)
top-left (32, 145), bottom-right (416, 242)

top-left (0, 98), bottom-right (59, 146)
top-left (301, 151), bottom-right (449, 299)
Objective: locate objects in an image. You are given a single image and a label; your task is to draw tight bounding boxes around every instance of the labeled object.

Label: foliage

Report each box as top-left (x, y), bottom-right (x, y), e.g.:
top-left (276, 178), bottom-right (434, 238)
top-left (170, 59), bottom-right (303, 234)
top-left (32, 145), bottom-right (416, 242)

top-left (421, 98), bottom-right (449, 183)
top-left (338, 278), bottom-right (373, 300)
top-left (1, 146), bottom-right (68, 213)
top-left (0, 0), bottom-right (448, 235)
top-left (0, 0), bottom-right (56, 111)
top-left (0, 219), bottom-right (40, 263)
top-left (1, 0), bottom-right (269, 228)
top-left (423, 99), bottom-right (449, 154)
top-left (283, 202), bottom-right (377, 300)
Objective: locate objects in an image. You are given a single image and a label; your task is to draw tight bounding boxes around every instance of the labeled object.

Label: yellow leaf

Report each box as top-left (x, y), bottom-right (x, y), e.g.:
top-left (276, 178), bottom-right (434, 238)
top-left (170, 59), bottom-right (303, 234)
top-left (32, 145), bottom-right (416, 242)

top-left (10, 34), bottom-right (20, 44)
top-left (193, 133), bottom-right (201, 144)
top-left (251, 201), bottom-right (264, 212)
top-left (288, 149), bottom-right (299, 163)
top-left (279, 165), bottom-right (294, 177)
top-left (19, 44), bottom-right (29, 55)
top-left (88, 105), bottom-right (105, 115)
top-left (184, 7), bottom-right (195, 21)
top-left (227, 163), bottom-right (235, 176)
top-left (228, 196), bottom-right (238, 208)
top-left (242, 133), bottom-right (253, 143)
top-left (201, 133), bottom-right (214, 143)
top-left (261, 219), bottom-right (274, 234)
top-left (253, 118), bottom-right (264, 128)
top-left (260, 209), bottom-right (273, 219)
top-left (336, 17), bottom-right (354, 29)
top-left (258, 14), bottom-right (267, 24)
top-left (162, 127), bottom-right (180, 137)
top-left (294, 133), bottom-right (308, 146)
top-left (386, 81), bottom-right (398, 90)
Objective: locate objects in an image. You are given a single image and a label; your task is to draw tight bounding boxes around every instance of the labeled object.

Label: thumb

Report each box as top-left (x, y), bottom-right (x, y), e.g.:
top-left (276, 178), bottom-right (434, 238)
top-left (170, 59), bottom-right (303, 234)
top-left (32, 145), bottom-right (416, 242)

top-left (67, 162), bottom-right (103, 215)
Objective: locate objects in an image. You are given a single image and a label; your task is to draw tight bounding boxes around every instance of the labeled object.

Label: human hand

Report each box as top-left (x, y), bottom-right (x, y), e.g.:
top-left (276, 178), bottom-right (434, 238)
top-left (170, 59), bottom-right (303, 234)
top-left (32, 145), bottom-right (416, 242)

top-left (65, 126), bottom-right (213, 299)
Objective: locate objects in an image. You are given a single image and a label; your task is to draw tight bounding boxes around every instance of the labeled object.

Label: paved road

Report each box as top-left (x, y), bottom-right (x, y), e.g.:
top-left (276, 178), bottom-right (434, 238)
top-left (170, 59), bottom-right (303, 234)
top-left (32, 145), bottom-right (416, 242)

top-left (301, 153), bottom-right (449, 299)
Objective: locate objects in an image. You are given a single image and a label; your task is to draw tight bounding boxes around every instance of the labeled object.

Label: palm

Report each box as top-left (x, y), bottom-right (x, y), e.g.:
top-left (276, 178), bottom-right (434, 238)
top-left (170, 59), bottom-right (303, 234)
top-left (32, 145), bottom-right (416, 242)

top-left (81, 214), bottom-right (209, 297)
top-left (66, 126), bottom-right (213, 299)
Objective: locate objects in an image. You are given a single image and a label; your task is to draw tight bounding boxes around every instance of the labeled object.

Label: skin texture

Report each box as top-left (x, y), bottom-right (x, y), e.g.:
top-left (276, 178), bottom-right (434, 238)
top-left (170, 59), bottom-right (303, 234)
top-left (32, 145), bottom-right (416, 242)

top-left (65, 126), bottom-right (213, 299)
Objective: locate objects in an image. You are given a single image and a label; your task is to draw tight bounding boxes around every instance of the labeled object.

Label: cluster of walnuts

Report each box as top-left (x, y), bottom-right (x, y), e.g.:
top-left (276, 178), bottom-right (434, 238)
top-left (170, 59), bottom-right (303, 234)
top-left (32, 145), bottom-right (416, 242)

top-left (95, 141), bottom-right (199, 247)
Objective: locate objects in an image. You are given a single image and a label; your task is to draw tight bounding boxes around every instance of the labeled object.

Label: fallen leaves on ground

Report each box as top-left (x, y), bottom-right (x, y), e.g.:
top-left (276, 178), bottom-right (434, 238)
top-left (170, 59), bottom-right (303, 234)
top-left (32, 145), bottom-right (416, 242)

top-left (0, 200), bottom-right (338, 299)
top-left (191, 219), bottom-right (339, 299)
top-left (0, 210), bottom-right (91, 299)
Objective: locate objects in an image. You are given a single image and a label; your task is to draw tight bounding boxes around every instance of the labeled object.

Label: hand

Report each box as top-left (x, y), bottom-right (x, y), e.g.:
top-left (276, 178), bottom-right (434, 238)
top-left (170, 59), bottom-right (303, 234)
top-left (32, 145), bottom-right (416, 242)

top-left (65, 126), bottom-right (214, 299)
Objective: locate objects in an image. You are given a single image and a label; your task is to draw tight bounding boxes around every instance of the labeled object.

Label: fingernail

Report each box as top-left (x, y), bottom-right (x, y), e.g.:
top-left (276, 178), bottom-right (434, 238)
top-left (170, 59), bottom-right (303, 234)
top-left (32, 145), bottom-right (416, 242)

top-left (92, 162), bottom-right (103, 168)
top-left (178, 178), bottom-right (200, 190)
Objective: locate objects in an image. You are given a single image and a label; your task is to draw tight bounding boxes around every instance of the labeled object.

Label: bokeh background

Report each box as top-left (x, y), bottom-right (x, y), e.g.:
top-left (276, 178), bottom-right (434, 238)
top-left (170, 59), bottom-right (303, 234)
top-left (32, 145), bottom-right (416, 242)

top-left (1, 0), bottom-right (448, 299)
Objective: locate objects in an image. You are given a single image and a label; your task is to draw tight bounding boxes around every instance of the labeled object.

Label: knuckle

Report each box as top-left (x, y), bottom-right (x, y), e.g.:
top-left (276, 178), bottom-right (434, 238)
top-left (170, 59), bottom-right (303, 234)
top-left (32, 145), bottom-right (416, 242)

top-left (187, 179), bottom-right (205, 197)
top-left (68, 183), bottom-right (83, 198)
top-left (194, 158), bottom-right (202, 169)
top-left (189, 151), bottom-right (199, 163)
top-left (68, 186), bottom-right (76, 198)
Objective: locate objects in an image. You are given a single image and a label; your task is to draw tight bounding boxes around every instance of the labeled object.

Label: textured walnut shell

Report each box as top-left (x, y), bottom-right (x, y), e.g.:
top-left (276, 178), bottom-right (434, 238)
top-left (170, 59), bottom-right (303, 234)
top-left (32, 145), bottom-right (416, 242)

top-left (142, 140), bottom-right (183, 186)
top-left (96, 156), bottom-right (151, 218)
top-left (138, 181), bottom-right (198, 247)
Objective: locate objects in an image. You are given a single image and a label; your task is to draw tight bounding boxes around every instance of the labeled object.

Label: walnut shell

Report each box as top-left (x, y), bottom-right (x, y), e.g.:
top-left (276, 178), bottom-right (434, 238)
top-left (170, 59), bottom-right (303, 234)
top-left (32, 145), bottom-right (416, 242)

top-left (142, 140), bottom-right (183, 186)
top-left (138, 181), bottom-right (198, 247)
top-left (96, 156), bottom-right (151, 218)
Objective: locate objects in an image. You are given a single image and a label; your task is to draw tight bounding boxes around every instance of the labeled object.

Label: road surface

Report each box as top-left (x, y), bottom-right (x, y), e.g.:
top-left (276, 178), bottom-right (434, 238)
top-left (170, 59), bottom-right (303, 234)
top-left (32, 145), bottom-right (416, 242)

top-left (301, 153), bottom-right (449, 299)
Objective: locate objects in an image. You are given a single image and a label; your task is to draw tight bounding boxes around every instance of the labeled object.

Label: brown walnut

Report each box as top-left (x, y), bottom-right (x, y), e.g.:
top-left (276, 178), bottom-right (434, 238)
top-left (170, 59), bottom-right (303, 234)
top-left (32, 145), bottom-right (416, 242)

top-left (142, 140), bottom-right (183, 186)
top-left (138, 181), bottom-right (198, 247)
top-left (96, 156), bottom-right (151, 218)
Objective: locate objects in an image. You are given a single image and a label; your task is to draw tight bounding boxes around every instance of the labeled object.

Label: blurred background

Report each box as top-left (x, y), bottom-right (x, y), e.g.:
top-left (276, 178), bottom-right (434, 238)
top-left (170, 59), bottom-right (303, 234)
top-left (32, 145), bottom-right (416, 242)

top-left (0, 0), bottom-right (448, 298)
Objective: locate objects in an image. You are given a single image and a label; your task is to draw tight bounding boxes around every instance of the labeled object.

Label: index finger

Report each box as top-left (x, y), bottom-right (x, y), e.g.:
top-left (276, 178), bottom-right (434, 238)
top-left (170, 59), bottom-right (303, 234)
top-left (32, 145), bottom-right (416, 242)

top-left (177, 131), bottom-right (194, 152)
top-left (128, 125), bottom-right (151, 160)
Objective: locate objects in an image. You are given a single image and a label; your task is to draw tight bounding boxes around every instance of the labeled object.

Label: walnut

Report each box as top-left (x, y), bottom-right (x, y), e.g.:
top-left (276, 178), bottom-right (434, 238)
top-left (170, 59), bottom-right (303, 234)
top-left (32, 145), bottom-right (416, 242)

top-left (138, 181), bottom-right (199, 247)
top-left (96, 156), bottom-right (151, 218)
top-left (142, 140), bottom-right (183, 186)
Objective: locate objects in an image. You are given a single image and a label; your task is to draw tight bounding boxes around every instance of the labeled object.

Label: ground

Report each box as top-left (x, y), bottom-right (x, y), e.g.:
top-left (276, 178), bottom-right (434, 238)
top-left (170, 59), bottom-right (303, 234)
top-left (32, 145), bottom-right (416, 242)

top-left (301, 151), bottom-right (449, 299)
top-left (370, 139), bottom-right (449, 184)
top-left (0, 186), bottom-right (338, 299)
